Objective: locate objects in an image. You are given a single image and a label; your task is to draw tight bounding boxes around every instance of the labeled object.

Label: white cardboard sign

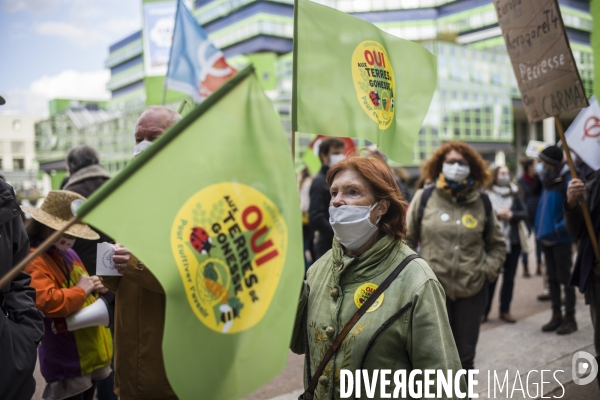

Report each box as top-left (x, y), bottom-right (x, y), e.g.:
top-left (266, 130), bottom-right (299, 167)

top-left (525, 140), bottom-right (551, 158)
top-left (565, 96), bottom-right (600, 171)
top-left (96, 243), bottom-right (119, 276)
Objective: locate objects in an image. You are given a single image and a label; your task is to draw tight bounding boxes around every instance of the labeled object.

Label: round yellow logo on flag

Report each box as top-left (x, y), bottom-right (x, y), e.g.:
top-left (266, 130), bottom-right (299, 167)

top-left (462, 214), bottom-right (478, 229)
top-left (351, 40), bottom-right (395, 130)
top-left (353, 283), bottom-right (384, 312)
top-left (171, 183), bottom-right (287, 334)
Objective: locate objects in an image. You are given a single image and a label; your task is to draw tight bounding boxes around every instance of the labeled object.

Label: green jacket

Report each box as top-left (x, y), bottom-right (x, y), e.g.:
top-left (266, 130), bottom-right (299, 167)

top-left (291, 235), bottom-right (465, 400)
top-left (405, 188), bottom-right (507, 300)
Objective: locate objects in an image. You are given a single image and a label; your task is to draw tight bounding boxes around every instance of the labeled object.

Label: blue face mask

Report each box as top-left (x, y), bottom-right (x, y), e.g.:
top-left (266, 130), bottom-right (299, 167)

top-left (535, 163), bottom-right (545, 175)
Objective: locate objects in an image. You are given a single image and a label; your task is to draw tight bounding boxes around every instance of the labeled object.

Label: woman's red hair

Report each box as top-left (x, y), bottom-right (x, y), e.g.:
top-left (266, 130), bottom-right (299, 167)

top-left (326, 155), bottom-right (407, 239)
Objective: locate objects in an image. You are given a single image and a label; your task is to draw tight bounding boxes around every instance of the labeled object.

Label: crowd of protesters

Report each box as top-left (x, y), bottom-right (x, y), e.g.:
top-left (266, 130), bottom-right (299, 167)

top-left (298, 138), bottom-right (599, 395)
top-left (1, 101), bottom-right (598, 399)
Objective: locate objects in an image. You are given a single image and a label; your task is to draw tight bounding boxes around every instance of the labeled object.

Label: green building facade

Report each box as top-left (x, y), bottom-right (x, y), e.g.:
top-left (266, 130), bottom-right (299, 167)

top-left (36, 0), bottom-right (594, 181)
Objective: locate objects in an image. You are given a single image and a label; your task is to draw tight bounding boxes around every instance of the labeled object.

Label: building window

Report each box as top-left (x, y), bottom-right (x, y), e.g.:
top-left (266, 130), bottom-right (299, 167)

top-left (12, 120), bottom-right (22, 131)
top-left (13, 159), bottom-right (24, 170)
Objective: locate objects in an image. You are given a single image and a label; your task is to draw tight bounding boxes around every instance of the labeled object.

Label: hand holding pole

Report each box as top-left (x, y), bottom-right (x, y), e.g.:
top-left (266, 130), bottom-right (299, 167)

top-left (554, 116), bottom-right (600, 262)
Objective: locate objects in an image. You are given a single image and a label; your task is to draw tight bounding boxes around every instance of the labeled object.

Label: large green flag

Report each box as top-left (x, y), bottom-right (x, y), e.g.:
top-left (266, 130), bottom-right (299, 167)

top-left (76, 66), bottom-right (303, 399)
top-left (292, 0), bottom-right (437, 163)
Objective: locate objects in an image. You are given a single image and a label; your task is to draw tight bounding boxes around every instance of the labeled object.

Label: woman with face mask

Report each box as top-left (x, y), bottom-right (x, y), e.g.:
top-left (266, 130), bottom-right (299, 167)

top-left (405, 141), bottom-right (506, 373)
top-left (291, 155), bottom-right (464, 400)
top-left (483, 166), bottom-right (528, 323)
top-left (22, 190), bottom-right (113, 400)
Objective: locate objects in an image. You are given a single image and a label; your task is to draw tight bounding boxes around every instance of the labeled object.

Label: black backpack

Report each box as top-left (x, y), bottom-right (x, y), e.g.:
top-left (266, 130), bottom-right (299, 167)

top-left (415, 186), bottom-right (493, 240)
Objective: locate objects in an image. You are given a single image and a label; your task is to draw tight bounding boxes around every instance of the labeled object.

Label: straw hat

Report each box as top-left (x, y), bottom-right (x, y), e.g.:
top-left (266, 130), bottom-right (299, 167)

top-left (21, 190), bottom-right (100, 240)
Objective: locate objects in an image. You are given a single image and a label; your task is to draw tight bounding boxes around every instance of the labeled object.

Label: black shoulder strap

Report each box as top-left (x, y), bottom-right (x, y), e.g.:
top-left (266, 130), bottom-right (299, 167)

top-left (416, 186), bottom-right (434, 239)
top-left (479, 192), bottom-right (493, 239)
top-left (300, 254), bottom-right (420, 400)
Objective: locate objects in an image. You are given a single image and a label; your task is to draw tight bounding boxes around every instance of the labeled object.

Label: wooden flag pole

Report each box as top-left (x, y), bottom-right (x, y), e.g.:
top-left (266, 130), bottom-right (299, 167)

top-left (554, 115), bottom-right (600, 262)
top-left (0, 216), bottom-right (80, 289)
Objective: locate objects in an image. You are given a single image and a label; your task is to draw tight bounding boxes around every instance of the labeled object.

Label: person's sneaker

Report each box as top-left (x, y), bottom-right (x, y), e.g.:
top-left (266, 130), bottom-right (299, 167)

top-left (537, 289), bottom-right (551, 301)
top-left (556, 315), bottom-right (578, 335)
top-left (542, 313), bottom-right (562, 332)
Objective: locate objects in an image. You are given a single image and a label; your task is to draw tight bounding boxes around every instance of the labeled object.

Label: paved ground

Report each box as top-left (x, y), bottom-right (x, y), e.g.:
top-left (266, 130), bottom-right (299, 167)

top-left (31, 241), bottom-right (597, 399)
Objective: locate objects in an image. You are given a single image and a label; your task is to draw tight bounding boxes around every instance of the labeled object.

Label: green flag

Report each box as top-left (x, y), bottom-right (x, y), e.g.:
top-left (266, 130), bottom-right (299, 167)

top-left (76, 66), bottom-right (303, 399)
top-left (292, 0), bottom-right (437, 163)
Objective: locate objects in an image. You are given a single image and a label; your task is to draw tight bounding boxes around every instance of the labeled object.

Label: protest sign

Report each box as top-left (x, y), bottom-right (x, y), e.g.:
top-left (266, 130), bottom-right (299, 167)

top-left (493, 0), bottom-right (588, 122)
top-left (564, 96), bottom-right (600, 170)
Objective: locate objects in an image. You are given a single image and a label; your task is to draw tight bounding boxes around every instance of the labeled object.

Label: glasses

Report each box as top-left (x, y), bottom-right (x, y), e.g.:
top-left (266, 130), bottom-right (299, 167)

top-left (443, 159), bottom-right (468, 166)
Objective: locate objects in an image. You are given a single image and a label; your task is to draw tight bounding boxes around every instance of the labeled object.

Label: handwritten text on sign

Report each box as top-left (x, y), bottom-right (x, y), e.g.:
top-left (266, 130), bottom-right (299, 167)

top-left (493, 0), bottom-right (588, 122)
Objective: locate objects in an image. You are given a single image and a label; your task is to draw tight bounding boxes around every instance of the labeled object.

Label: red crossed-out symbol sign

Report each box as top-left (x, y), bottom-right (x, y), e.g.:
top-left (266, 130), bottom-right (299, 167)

top-left (583, 116), bottom-right (600, 141)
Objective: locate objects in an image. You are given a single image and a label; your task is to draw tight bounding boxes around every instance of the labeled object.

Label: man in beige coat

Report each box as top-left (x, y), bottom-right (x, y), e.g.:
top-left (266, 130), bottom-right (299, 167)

top-left (102, 106), bottom-right (181, 400)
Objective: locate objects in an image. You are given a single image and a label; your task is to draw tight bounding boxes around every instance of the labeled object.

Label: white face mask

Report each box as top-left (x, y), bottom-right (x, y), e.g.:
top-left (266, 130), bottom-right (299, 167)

top-left (329, 202), bottom-right (380, 251)
top-left (329, 153), bottom-right (345, 167)
top-left (133, 140), bottom-right (153, 158)
top-left (442, 163), bottom-right (470, 182)
top-left (54, 237), bottom-right (76, 251)
top-left (497, 175), bottom-right (510, 186)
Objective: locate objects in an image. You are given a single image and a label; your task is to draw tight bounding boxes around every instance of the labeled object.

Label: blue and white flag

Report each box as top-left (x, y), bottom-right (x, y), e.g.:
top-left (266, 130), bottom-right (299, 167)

top-left (165, 0), bottom-right (236, 103)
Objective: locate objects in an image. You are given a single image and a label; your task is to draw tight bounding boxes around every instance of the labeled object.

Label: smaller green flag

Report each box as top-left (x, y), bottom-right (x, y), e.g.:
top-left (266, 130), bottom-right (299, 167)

top-left (77, 66), bottom-right (303, 400)
top-left (292, 0), bottom-right (437, 163)
top-left (302, 148), bottom-right (321, 175)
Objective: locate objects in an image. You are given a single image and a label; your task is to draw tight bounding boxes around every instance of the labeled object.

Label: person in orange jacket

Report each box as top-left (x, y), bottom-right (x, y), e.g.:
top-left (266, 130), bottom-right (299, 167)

top-left (23, 190), bottom-right (113, 400)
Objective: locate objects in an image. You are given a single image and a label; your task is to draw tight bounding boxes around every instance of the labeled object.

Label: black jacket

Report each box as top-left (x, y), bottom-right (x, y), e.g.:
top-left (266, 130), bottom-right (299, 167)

top-left (64, 165), bottom-right (112, 275)
top-left (309, 165), bottom-right (333, 260)
top-left (517, 174), bottom-right (542, 224)
top-left (565, 169), bottom-right (600, 299)
top-left (0, 180), bottom-right (45, 400)
top-left (508, 192), bottom-right (529, 245)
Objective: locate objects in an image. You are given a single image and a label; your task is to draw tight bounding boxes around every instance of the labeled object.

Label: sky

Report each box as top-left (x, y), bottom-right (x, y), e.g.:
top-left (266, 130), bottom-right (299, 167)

top-left (0, 0), bottom-right (142, 117)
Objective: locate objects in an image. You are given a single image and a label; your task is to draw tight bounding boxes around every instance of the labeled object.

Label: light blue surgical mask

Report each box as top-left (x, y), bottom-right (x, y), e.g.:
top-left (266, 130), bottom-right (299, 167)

top-left (535, 163), bottom-right (545, 175)
top-left (133, 140), bottom-right (153, 158)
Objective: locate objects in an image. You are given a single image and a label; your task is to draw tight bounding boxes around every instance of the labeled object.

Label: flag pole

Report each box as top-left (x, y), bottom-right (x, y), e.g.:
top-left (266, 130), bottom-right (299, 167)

top-left (0, 216), bottom-right (80, 289)
top-left (178, 99), bottom-right (188, 114)
top-left (0, 65), bottom-right (258, 290)
top-left (292, 131), bottom-right (296, 163)
top-left (554, 115), bottom-right (600, 262)
top-left (163, 0), bottom-right (182, 106)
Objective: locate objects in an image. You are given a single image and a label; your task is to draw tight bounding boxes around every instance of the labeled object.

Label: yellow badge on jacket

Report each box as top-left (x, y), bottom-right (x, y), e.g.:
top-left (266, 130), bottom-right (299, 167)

top-left (462, 214), bottom-right (478, 229)
top-left (354, 283), bottom-right (384, 312)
